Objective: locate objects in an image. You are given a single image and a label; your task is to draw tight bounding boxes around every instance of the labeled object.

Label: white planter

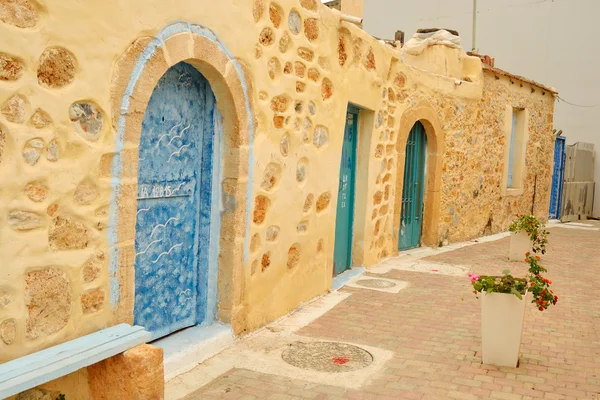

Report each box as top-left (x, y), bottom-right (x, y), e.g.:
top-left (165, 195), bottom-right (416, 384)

top-left (509, 231), bottom-right (532, 261)
top-left (481, 291), bottom-right (527, 367)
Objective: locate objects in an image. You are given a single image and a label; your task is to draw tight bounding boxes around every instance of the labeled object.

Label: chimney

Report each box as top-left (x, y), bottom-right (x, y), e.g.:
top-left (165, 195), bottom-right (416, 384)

top-left (467, 51), bottom-right (495, 67)
top-left (395, 30), bottom-right (405, 46)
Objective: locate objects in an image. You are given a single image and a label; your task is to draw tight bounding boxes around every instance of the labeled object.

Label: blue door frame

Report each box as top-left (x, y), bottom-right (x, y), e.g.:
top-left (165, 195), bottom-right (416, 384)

top-left (398, 121), bottom-right (427, 251)
top-left (549, 135), bottom-right (566, 219)
top-left (133, 62), bottom-right (218, 340)
top-left (333, 105), bottom-right (359, 276)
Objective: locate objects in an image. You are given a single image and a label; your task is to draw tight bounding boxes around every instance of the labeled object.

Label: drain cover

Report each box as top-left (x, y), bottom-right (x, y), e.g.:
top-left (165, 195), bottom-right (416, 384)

top-left (282, 341), bottom-right (373, 373)
top-left (355, 279), bottom-right (396, 288)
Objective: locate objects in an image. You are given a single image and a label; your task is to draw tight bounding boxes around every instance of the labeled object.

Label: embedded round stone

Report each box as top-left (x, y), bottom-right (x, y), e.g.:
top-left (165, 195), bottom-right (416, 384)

top-left (287, 244), bottom-right (300, 268)
top-left (288, 10), bottom-right (301, 35)
top-left (279, 32), bottom-right (291, 53)
top-left (355, 279), bottom-right (396, 289)
top-left (30, 108), bottom-right (52, 128)
top-left (25, 268), bottom-right (71, 339)
top-left (2, 93), bottom-right (28, 123)
top-left (45, 139), bottom-right (59, 162)
top-left (261, 162), bottom-right (282, 191)
top-left (259, 27), bottom-right (275, 46)
top-left (253, 195), bottom-right (270, 225)
top-left (282, 341), bottom-right (373, 372)
top-left (266, 225), bottom-right (280, 242)
top-left (280, 133), bottom-right (289, 156)
top-left (25, 181), bottom-right (48, 202)
top-left (0, 0), bottom-right (38, 28)
top-left (321, 78), bottom-right (333, 100)
top-left (296, 158), bottom-right (308, 183)
top-left (74, 180), bottom-right (98, 205)
top-left (313, 125), bottom-right (328, 148)
top-left (0, 53), bottom-right (23, 81)
top-left (316, 192), bottom-right (331, 213)
top-left (82, 251), bottom-right (105, 282)
top-left (0, 319), bottom-right (16, 345)
top-left (253, 0), bottom-right (265, 22)
top-left (376, 111), bottom-right (383, 127)
top-left (49, 216), bottom-right (91, 251)
top-left (37, 47), bottom-right (76, 88)
top-left (8, 210), bottom-right (42, 230)
top-left (304, 18), bottom-right (319, 41)
top-left (269, 3), bottom-right (282, 28)
top-left (69, 101), bottom-right (104, 142)
top-left (22, 137), bottom-right (45, 165)
top-left (300, 0), bottom-right (317, 11)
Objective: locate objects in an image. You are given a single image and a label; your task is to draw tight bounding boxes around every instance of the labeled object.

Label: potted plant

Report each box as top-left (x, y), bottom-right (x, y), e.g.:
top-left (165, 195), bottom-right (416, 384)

top-left (508, 215), bottom-right (549, 261)
top-left (469, 253), bottom-right (558, 367)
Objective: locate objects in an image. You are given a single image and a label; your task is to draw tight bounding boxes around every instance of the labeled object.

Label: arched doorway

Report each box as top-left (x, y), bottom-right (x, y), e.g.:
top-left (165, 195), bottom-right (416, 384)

top-left (398, 121), bottom-right (427, 250)
top-left (393, 101), bottom-right (445, 252)
top-left (133, 62), bottom-right (218, 340)
top-left (110, 22), bottom-right (255, 335)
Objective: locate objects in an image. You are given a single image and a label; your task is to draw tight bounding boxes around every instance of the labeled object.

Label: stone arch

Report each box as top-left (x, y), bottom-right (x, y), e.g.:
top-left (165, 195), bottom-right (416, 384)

top-left (108, 22), bottom-right (254, 334)
top-left (393, 100), bottom-right (444, 250)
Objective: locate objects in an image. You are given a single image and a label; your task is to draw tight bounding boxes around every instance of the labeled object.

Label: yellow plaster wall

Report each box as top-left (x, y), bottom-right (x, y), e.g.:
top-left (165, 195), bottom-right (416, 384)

top-left (0, 0), bottom-right (555, 366)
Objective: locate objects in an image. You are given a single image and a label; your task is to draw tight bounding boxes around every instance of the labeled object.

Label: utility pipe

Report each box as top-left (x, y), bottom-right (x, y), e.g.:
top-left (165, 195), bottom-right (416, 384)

top-left (341, 13), bottom-right (363, 26)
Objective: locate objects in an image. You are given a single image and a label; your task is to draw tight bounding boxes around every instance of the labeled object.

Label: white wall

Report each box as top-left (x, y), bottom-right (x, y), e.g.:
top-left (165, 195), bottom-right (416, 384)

top-left (364, 0), bottom-right (600, 217)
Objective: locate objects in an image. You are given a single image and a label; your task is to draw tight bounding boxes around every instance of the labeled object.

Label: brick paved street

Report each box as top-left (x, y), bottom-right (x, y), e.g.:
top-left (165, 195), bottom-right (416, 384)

top-left (181, 222), bottom-right (600, 399)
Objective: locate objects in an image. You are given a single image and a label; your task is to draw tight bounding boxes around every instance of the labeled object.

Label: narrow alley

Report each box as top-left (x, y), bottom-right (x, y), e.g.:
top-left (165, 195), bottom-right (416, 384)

top-left (173, 222), bottom-right (600, 400)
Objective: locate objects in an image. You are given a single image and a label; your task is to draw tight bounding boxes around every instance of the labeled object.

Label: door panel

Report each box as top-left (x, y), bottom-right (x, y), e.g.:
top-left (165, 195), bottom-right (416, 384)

top-left (134, 62), bottom-right (214, 340)
top-left (549, 136), bottom-right (566, 219)
top-left (398, 122), bottom-right (427, 251)
top-left (333, 106), bottom-right (358, 275)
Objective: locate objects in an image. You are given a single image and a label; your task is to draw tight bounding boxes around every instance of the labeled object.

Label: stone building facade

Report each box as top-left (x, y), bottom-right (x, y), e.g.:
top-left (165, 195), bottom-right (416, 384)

top-left (0, 0), bottom-right (556, 394)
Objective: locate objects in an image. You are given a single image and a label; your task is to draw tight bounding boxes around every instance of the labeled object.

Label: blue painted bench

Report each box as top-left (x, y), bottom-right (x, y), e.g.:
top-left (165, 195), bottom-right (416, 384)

top-left (0, 324), bottom-right (151, 399)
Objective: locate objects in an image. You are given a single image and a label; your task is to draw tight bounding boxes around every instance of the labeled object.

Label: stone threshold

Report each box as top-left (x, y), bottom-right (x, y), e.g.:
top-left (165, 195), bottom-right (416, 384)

top-left (153, 323), bottom-right (235, 381)
top-left (331, 266), bottom-right (365, 291)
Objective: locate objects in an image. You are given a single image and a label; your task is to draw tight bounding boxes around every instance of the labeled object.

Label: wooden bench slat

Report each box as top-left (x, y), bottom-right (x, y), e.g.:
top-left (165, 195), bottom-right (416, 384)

top-left (0, 324), bottom-right (151, 399)
top-left (0, 324), bottom-right (141, 382)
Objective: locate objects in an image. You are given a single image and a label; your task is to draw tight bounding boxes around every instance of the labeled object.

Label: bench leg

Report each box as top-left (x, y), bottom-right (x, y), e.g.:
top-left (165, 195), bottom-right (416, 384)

top-left (87, 344), bottom-right (164, 400)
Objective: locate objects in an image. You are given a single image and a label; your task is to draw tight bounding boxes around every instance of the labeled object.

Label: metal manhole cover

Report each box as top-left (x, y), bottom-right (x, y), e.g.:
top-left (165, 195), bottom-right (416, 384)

top-left (281, 341), bottom-right (373, 373)
top-left (355, 279), bottom-right (396, 288)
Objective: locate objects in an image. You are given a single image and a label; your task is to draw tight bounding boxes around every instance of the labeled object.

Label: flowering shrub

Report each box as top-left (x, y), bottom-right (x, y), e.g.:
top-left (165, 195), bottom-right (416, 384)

top-left (508, 215), bottom-right (549, 254)
top-left (525, 253), bottom-right (558, 311)
top-left (470, 252), bottom-right (557, 312)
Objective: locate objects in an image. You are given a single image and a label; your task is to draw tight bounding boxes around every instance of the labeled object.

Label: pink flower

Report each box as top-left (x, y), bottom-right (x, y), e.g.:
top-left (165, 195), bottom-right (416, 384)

top-left (468, 273), bottom-right (480, 283)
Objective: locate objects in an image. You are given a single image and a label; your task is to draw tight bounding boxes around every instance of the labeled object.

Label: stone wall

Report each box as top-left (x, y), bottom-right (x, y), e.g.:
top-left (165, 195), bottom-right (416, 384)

top-left (0, 0), bottom-right (555, 361)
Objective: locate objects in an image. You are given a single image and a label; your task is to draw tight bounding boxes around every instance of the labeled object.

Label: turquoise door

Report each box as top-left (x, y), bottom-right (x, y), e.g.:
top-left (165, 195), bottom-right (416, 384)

top-left (398, 121), bottom-right (427, 250)
top-left (333, 105), bottom-right (358, 275)
top-left (134, 62), bottom-right (217, 340)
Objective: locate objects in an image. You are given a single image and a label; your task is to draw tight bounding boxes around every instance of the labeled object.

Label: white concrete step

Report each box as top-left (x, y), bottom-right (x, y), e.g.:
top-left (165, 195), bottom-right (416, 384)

top-left (154, 323), bottom-right (235, 381)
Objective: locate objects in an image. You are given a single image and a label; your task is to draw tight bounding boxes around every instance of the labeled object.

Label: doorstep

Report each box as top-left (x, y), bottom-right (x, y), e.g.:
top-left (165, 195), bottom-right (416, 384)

top-left (331, 266), bottom-right (365, 291)
top-left (153, 323), bottom-right (235, 381)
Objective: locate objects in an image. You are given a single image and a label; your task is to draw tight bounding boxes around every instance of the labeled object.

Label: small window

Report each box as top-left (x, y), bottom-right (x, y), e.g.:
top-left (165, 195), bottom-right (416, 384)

top-left (506, 108), bottom-right (526, 190)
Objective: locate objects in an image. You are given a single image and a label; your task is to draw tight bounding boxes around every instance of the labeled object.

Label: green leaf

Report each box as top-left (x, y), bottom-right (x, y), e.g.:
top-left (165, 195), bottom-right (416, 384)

top-left (502, 269), bottom-right (511, 276)
top-left (511, 288), bottom-right (523, 300)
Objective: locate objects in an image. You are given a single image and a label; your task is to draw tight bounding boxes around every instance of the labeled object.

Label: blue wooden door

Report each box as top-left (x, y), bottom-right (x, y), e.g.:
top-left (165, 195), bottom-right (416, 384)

top-left (398, 122), bottom-right (427, 251)
top-left (134, 62), bottom-right (215, 340)
top-left (549, 136), bottom-right (566, 219)
top-left (333, 105), bottom-right (358, 275)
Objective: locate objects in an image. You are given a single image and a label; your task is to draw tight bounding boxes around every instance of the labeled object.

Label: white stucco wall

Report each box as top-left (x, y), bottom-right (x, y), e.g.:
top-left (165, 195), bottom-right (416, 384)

top-left (363, 0), bottom-right (600, 218)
